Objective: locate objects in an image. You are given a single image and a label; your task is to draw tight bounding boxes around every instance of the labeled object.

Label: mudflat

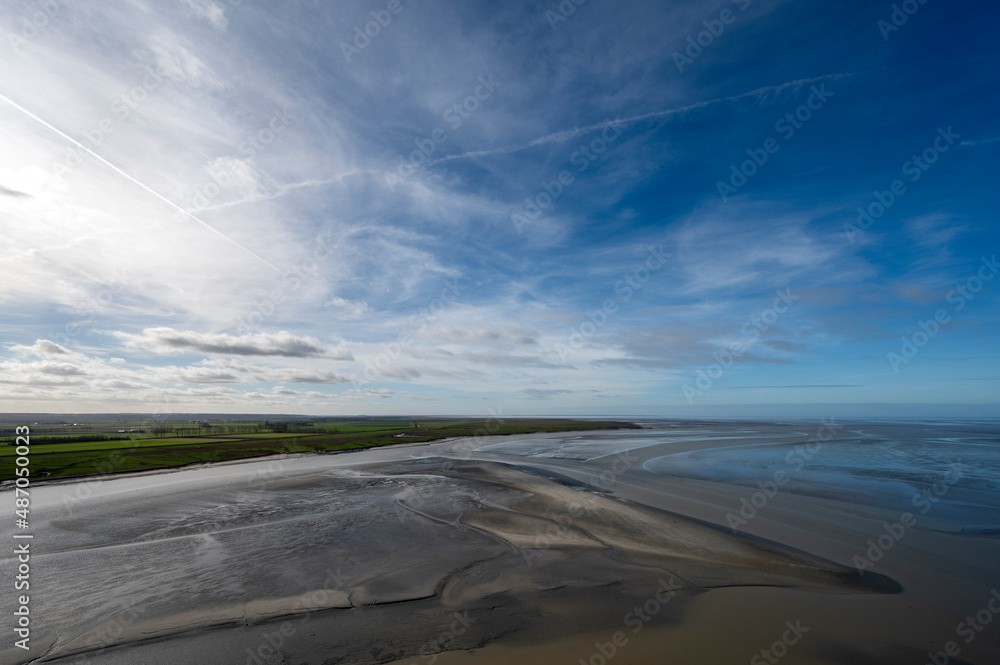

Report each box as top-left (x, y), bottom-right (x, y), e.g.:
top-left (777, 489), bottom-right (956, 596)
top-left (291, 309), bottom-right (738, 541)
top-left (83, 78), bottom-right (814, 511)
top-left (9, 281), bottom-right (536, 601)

top-left (2, 420), bottom-right (998, 664)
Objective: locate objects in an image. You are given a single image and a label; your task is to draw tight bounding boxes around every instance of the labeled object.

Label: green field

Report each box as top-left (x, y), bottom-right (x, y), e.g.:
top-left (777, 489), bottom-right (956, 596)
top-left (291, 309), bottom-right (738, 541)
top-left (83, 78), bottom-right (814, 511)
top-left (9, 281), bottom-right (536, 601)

top-left (0, 418), bottom-right (639, 482)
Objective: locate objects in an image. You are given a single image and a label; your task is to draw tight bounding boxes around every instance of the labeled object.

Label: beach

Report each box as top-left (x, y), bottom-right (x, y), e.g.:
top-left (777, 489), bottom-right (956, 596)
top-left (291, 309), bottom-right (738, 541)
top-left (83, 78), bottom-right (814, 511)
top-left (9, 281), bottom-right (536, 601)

top-left (2, 420), bottom-right (998, 664)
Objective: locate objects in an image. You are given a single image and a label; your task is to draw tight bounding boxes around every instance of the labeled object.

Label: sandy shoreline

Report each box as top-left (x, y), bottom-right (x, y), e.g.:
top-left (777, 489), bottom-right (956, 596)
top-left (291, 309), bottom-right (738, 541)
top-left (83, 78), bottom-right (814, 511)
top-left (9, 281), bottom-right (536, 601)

top-left (0, 426), bottom-right (637, 492)
top-left (2, 423), bottom-right (997, 664)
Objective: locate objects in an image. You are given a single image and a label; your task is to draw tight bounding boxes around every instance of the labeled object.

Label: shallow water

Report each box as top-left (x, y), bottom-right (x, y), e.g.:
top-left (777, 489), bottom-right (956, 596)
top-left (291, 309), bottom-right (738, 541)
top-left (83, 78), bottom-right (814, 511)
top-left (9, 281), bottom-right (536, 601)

top-left (641, 421), bottom-right (1000, 530)
top-left (2, 419), bottom-right (998, 664)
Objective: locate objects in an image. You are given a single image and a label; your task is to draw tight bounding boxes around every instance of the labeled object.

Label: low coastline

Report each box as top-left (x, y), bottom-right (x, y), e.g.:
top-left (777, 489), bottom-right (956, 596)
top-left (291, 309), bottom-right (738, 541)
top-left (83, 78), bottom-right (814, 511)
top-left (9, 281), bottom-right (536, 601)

top-left (2, 421), bottom-right (997, 665)
top-left (0, 418), bottom-right (642, 487)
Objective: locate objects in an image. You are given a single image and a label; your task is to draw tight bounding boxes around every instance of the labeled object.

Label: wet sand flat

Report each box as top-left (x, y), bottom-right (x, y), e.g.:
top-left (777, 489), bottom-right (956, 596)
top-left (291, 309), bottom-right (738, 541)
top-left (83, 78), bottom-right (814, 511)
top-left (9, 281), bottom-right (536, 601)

top-left (1, 420), bottom-right (998, 664)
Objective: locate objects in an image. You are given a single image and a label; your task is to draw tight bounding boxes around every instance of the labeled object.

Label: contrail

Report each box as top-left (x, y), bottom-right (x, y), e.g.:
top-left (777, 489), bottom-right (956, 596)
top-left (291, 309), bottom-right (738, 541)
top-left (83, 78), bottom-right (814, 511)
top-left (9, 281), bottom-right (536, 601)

top-left (192, 170), bottom-right (378, 213)
top-left (0, 92), bottom-right (281, 272)
top-left (427, 73), bottom-right (855, 166)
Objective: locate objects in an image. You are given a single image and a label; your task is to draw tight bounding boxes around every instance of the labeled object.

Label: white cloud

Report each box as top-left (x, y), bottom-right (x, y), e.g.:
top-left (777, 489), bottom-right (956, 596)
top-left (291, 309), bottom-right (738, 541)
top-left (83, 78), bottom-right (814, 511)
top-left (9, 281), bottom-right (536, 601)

top-left (340, 388), bottom-right (394, 400)
top-left (325, 297), bottom-right (372, 318)
top-left (181, 0), bottom-right (229, 30)
top-left (110, 328), bottom-right (354, 359)
top-left (674, 205), bottom-right (843, 295)
top-left (416, 325), bottom-right (538, 347)
top-left (151, 358), bottom-right (354, 386)
top-left (2, 1), bottom-right (982, 415)
top-left (0, 340), bottom-right (359, 411)
top-left (142, 33), bottom-right (225, 89)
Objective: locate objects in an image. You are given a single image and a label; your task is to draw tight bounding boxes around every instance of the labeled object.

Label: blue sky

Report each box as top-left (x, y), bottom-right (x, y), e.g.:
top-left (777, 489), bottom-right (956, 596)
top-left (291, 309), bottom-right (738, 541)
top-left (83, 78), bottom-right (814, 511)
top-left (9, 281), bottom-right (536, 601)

top-left (0, 0), bottom-right (998, 417)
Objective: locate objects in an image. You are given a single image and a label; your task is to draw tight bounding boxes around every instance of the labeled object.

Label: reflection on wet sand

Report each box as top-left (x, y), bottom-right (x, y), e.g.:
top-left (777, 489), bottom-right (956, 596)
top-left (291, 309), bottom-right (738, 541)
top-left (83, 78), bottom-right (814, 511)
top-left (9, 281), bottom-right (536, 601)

top-left (2, 420), bottom-right (998, 664)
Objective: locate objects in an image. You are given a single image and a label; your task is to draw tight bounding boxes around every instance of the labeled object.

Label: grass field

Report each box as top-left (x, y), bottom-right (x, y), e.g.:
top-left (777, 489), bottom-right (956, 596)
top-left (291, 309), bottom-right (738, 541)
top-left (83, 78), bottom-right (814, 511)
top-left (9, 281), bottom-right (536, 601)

top-left (0, 418), bottom-right (640, 482)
